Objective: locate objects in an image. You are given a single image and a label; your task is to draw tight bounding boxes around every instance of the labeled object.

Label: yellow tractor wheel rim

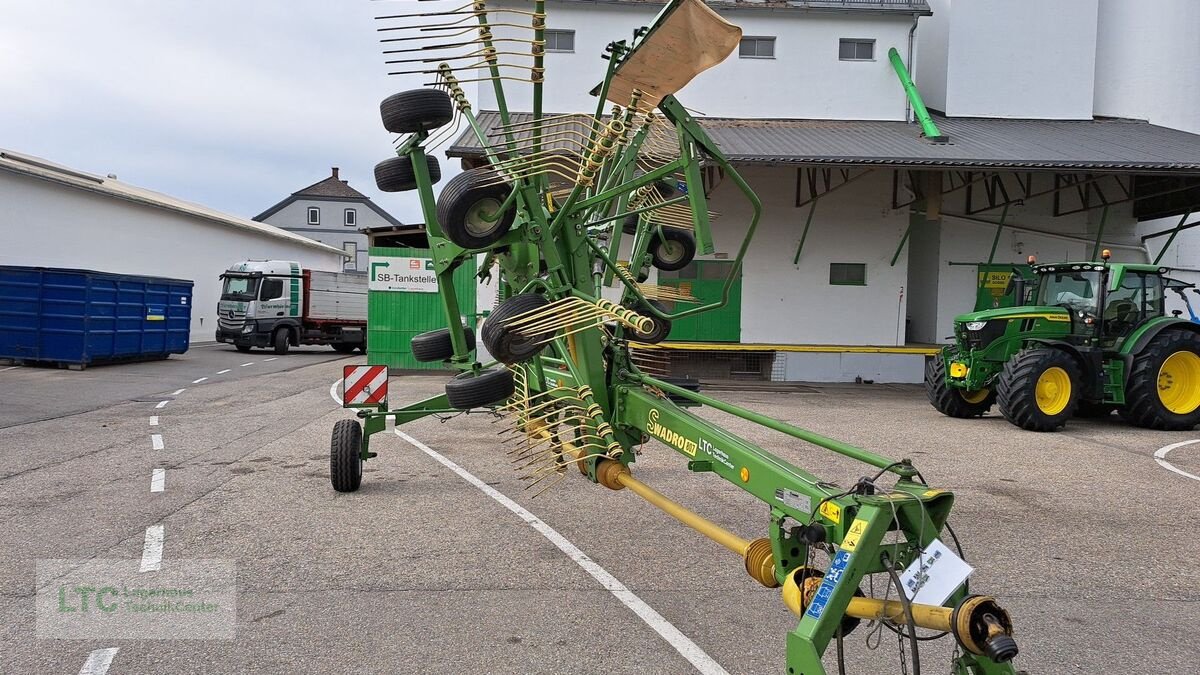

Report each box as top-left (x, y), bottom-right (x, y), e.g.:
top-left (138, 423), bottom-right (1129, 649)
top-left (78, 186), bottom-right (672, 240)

top-left (1035, 367), bottom-right (1071, 415)
top-left (1158, 351), bottom-right (1200, 415)
top-left (961, 388), bottom-right (990, 404)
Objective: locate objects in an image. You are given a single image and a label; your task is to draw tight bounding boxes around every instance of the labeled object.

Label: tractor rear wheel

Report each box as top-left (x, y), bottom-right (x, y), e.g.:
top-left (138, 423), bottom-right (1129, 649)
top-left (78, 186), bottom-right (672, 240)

top-left (330, 419), bottom-right (363, 493)
top-left (445, 368), bottom-right (515, 410)
top-left (996, 348), bottom-right (1081, 431)
top-left (481, 293), bottom-right (552, 364)
top-left (411, 326), bottom-right (475, 362)
top-left (380, 88), bottom-right (453, 134)
top-left (924, 359), bottom-right (994, 418)
top-left (436, 168), bottom-right (515, 249)
top-left (1121, 330), bottom-right (1200, 430)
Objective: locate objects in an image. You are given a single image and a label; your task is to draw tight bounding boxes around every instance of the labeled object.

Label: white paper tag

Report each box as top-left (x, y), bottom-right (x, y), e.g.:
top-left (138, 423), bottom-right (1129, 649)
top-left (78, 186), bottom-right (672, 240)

top-left (898, 538), bottom-right (973, 606)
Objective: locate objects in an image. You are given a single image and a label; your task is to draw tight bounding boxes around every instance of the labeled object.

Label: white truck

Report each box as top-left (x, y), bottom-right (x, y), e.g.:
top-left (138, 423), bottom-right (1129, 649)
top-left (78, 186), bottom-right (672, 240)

top-left (215, 260), bottom-right (367, 354)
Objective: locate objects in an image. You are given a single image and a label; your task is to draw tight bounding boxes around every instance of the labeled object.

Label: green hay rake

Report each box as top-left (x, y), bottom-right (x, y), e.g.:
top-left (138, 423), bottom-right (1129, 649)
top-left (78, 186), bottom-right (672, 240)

top-left (332, 1), bottom-right (1025, 672)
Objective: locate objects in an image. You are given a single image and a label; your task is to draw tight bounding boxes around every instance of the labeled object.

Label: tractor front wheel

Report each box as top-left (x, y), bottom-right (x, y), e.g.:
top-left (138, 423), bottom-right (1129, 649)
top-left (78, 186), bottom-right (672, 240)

top-left (924, 359), bottom-right (994, 418)
top-left (1121, 330), bottom-right (1200, 430)
top-left (330, 419), bottom-right (363, 493)
top-left (996, 348), bottom-right (1081, 431)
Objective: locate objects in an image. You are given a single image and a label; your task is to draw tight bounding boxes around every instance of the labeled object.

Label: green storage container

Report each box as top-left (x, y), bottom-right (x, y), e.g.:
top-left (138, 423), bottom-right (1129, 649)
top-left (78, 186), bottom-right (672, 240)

top-left (367, 246), bottom-right (478, 370)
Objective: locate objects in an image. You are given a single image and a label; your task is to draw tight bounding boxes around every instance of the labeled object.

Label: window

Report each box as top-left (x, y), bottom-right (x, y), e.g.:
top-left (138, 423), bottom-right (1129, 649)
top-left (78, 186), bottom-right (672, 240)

top-left (343, 242), bottom-right (357, 271)
top-left (830, 263), bottom-right (867, 286)
top-left (308, 207), bottom-right (320, 225)
top-left (839, 38), bottom-right (875, 61)
top-left (259, 278), bottom-right (285, 301)
top-left (739, 37), bottom-right (775, 59)
top-left (344, 208), bottom-right (357, 227)
top-left (545, 29), bottom-right (574, 53)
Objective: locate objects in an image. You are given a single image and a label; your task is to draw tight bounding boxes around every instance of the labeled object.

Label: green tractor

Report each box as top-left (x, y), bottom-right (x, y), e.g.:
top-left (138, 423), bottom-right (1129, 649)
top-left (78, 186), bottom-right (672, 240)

top-left (927, 256), bottom-right (1200, 431)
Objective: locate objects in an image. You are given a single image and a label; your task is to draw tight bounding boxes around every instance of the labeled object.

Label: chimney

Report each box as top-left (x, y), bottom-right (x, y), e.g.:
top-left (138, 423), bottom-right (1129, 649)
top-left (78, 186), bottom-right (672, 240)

top-left (331, 167), bottom-right (340, 180)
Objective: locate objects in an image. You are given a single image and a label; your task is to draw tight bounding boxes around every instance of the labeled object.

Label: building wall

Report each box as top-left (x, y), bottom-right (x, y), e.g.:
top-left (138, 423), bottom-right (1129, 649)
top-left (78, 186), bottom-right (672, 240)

top-left (0, 172), bottom-right (345, 344)
top-left (913, 0), bottom-right (949, 112)
top-left (485, 1), bottom-right (917, 120)
top-left (260, 198), bottom-right (388, 271)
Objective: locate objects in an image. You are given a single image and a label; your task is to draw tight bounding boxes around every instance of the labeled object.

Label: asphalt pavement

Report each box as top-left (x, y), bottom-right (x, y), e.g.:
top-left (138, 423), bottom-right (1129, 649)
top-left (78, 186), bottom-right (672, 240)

top-left (1, 353), bottom-right (1198, 674)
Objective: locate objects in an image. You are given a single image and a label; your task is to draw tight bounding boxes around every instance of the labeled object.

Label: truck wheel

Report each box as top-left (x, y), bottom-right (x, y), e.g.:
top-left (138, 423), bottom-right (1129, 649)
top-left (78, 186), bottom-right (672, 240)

top-left (330, 419), bottom-right (363, 493)
top-left (996, 348), bottom-right (1081, 431)
top-left (1121, 330), bottom-right (1200, 430)
top-left (630, 300), bottom-right (672, 344)
top-left (380, 88), bottom-right (453, 134)
top-left (375, 155), bottom-right (440, 193)
top-left (236, 345), bottom-right (252, 353)
top-left (481, 293), bottom-right (552, 364)
top-left (649, 228), bottom-right (696, 272)
top-left (411, 327), bottom-right (476, 362)
top-left (925, 359), bottom-right (994, 418)
top-left (445, 368), bottom-right (515, 410)
top-left (436, 168), bottom-right (515, 249)
top-left (273, 328), bottom-right (291, 355)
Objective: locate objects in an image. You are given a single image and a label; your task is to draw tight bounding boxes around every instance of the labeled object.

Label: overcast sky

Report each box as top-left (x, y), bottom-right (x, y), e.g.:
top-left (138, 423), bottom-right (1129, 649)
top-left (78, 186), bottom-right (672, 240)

top-left (0, 0), bottom-right (439, 222)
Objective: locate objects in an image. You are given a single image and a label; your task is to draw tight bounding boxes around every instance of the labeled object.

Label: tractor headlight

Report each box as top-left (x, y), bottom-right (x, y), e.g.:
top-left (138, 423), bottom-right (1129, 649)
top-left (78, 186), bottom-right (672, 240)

top-left (965, 321), bottom-right (988, 331)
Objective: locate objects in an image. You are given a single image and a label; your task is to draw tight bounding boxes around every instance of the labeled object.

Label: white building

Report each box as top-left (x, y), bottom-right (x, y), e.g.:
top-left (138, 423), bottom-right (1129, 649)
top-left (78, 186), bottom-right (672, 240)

top-left (0, 149), bottom-right (347, 344)
top-left (420, 0), bottom-right (1200, 382)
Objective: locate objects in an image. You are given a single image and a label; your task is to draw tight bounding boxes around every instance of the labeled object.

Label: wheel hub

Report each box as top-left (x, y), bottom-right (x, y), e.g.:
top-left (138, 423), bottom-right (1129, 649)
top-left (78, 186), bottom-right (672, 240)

top-left (1158, 350), bottom-right (1200, 414)
top-left (1035, 366), bottom-right (1071, 415)
top-left (465, 198), bottom-right (502, 236)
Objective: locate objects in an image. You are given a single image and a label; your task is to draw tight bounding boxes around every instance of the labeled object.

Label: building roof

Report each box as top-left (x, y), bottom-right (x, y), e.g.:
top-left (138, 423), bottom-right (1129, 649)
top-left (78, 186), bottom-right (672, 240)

top-left (558, 0), bottom-right (932, 15)
top-left (449, 112), bottom-right (1200, 174)
top-left (253, 167), bottom-right (403, 226)
top-left (0, 149), bottom-right (348, 257)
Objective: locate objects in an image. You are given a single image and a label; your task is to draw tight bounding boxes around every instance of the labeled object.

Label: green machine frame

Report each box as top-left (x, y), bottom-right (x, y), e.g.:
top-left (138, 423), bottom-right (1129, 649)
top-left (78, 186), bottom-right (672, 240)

top-left (344, 1), bottom-right (1023, 672)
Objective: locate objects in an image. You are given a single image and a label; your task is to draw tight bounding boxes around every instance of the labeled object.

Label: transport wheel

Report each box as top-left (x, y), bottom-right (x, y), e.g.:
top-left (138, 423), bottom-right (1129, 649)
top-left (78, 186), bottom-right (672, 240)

top-left (924, 359), bottom-right (994, 418)
top-left (630, 300), bottom-right (672, 344)
top-left (329, 419), bottom-right (363, 493)
top-left (649, 228), bottom-right (696, 272)
top-left (332, 343), bottom-right (357, 354)
top-left (996, 348), bottom-right (1081, 431)
top-left (481, 293), bottom-right (552, 364)
top-left (272, 328), bottom-right (291, 355)
top-left (444, 368), bottom-right (515, 410)
top-left (411, 326), bottom-right (476, 362)
top-left (235, 345), bottom-right (252, 353)
top-left (375, 155), bottom-right (440, 193)
top-left (1121, 330), bottom-right (1200, 430)
top-left (436, 168), bottom-right (515, 249)
top-left (380, 88), bottom-right (453, 134)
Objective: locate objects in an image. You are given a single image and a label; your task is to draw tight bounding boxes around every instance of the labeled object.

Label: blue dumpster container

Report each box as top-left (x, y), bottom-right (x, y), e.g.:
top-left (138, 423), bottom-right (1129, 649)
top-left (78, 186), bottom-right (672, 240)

top-left (0, 266), bottom-right (193, 368)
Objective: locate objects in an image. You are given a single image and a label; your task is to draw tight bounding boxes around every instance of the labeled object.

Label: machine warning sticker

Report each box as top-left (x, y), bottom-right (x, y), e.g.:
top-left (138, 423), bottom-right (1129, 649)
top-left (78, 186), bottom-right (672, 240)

top-left (774, 488), bottom-right (811, 514)
top-left (819, 501), bottom-right (842, 525)
top-left (805, 549), bottom-right (851, 620)
top-left (840, 518), bottom-right (869, 552)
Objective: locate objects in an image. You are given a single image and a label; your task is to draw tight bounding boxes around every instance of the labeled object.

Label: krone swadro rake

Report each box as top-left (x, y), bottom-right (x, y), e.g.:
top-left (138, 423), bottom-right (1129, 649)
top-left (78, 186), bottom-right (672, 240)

top-left (330, 1), bottom-right (1025, 672)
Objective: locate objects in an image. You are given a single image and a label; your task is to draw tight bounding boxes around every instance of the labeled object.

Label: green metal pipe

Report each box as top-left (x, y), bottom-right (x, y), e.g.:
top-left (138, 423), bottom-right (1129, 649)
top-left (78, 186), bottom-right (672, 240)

top-left (985, 203), bottom-right (1012, 265)
top-left (887, 47), bottom-right (946, 143)
top-left (792, 200), bottom-right (819, 265)
top-left (1090, 205), bottom-right (1110, 261)
top-left (1152, 210), bottom-right (1194, 265)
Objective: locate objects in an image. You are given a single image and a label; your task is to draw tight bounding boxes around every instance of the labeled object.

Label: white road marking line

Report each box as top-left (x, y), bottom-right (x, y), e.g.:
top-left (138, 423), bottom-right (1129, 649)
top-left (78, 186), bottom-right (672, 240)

top-left (150, 468), bottom-right (166, 492)
top-left (1, 366), bottom-right (17, 372)
top-left (77, 647), bottom-right (119, 675)
top-left (394, 429), bottom-right (729, 675)
top-left (264, 357), bottom-right (278, 362)
top-left (140, 525), bottom-right (164, 572)
top-left (1155, 439), bottom-right (1200, 483)
top-left (217, 369), bottom-right (232, 375)
top-left (240, 362), bottom-right (254, 367)
top-left (171, 388), bottom-right (186, 396)
top-left (151, 434), bottom-right (164, 450)
top-left (328, 378), bottom-right (342, 405)
top-left (149, 416), bottom-right (159, 426)
top-left (155, 400), bottom-right (169, 409)
top-left (192, 377), bottom-right (208, 384)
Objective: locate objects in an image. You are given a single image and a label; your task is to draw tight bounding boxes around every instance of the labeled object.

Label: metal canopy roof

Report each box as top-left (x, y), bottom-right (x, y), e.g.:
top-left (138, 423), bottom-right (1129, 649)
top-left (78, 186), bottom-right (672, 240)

top-left (448, 112), bottom-right (1200, 175)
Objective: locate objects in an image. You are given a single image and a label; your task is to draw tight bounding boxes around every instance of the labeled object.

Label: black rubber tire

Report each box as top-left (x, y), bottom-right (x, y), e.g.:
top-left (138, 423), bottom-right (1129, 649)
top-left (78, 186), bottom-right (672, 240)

top-left (272, 328), bottom-right (291, 355)
top-left (631, 300), bottom-right (672, 344)
top-left (924, 358), bottom-right (995, 418)
top-left (330, 419), bottom-right (363, 493)
top-left (1074, 401), bottom-right (1115, 418)
top-left (445, 368), bottom-right (515, 410)
top-left (481, 294), bottom-right (552, 364)
top-left (996, 348), bottom-right (1081, 431)
top-left (375, 155), bottom-right (440, 193)
top-left (622, 214), bottom-right (640, 235)
top-left (235, 345), bottom-right (252, 353)
top-left (380, 88), bottom-right (453, 134)
top-left (1121, 330), bottom-right (1200, 430)
top-left (332, 343), bottom-right (357, 354)
top-left (436, 168), bottom-right (515, 249)
top-left (650, 228), bottom-right (696, 272)
top-left (411, 327), bottom-right (476, 362)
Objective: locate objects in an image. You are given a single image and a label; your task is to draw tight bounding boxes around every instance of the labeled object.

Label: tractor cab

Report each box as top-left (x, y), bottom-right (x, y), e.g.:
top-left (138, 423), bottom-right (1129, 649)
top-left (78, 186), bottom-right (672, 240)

top-left (1030, 261), bottom-right (1169, 348)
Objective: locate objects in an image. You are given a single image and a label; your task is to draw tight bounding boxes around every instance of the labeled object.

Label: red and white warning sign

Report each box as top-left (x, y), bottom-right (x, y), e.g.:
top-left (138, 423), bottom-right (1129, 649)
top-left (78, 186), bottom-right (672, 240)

top-left (342, 365), bottom-right (388, 408)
